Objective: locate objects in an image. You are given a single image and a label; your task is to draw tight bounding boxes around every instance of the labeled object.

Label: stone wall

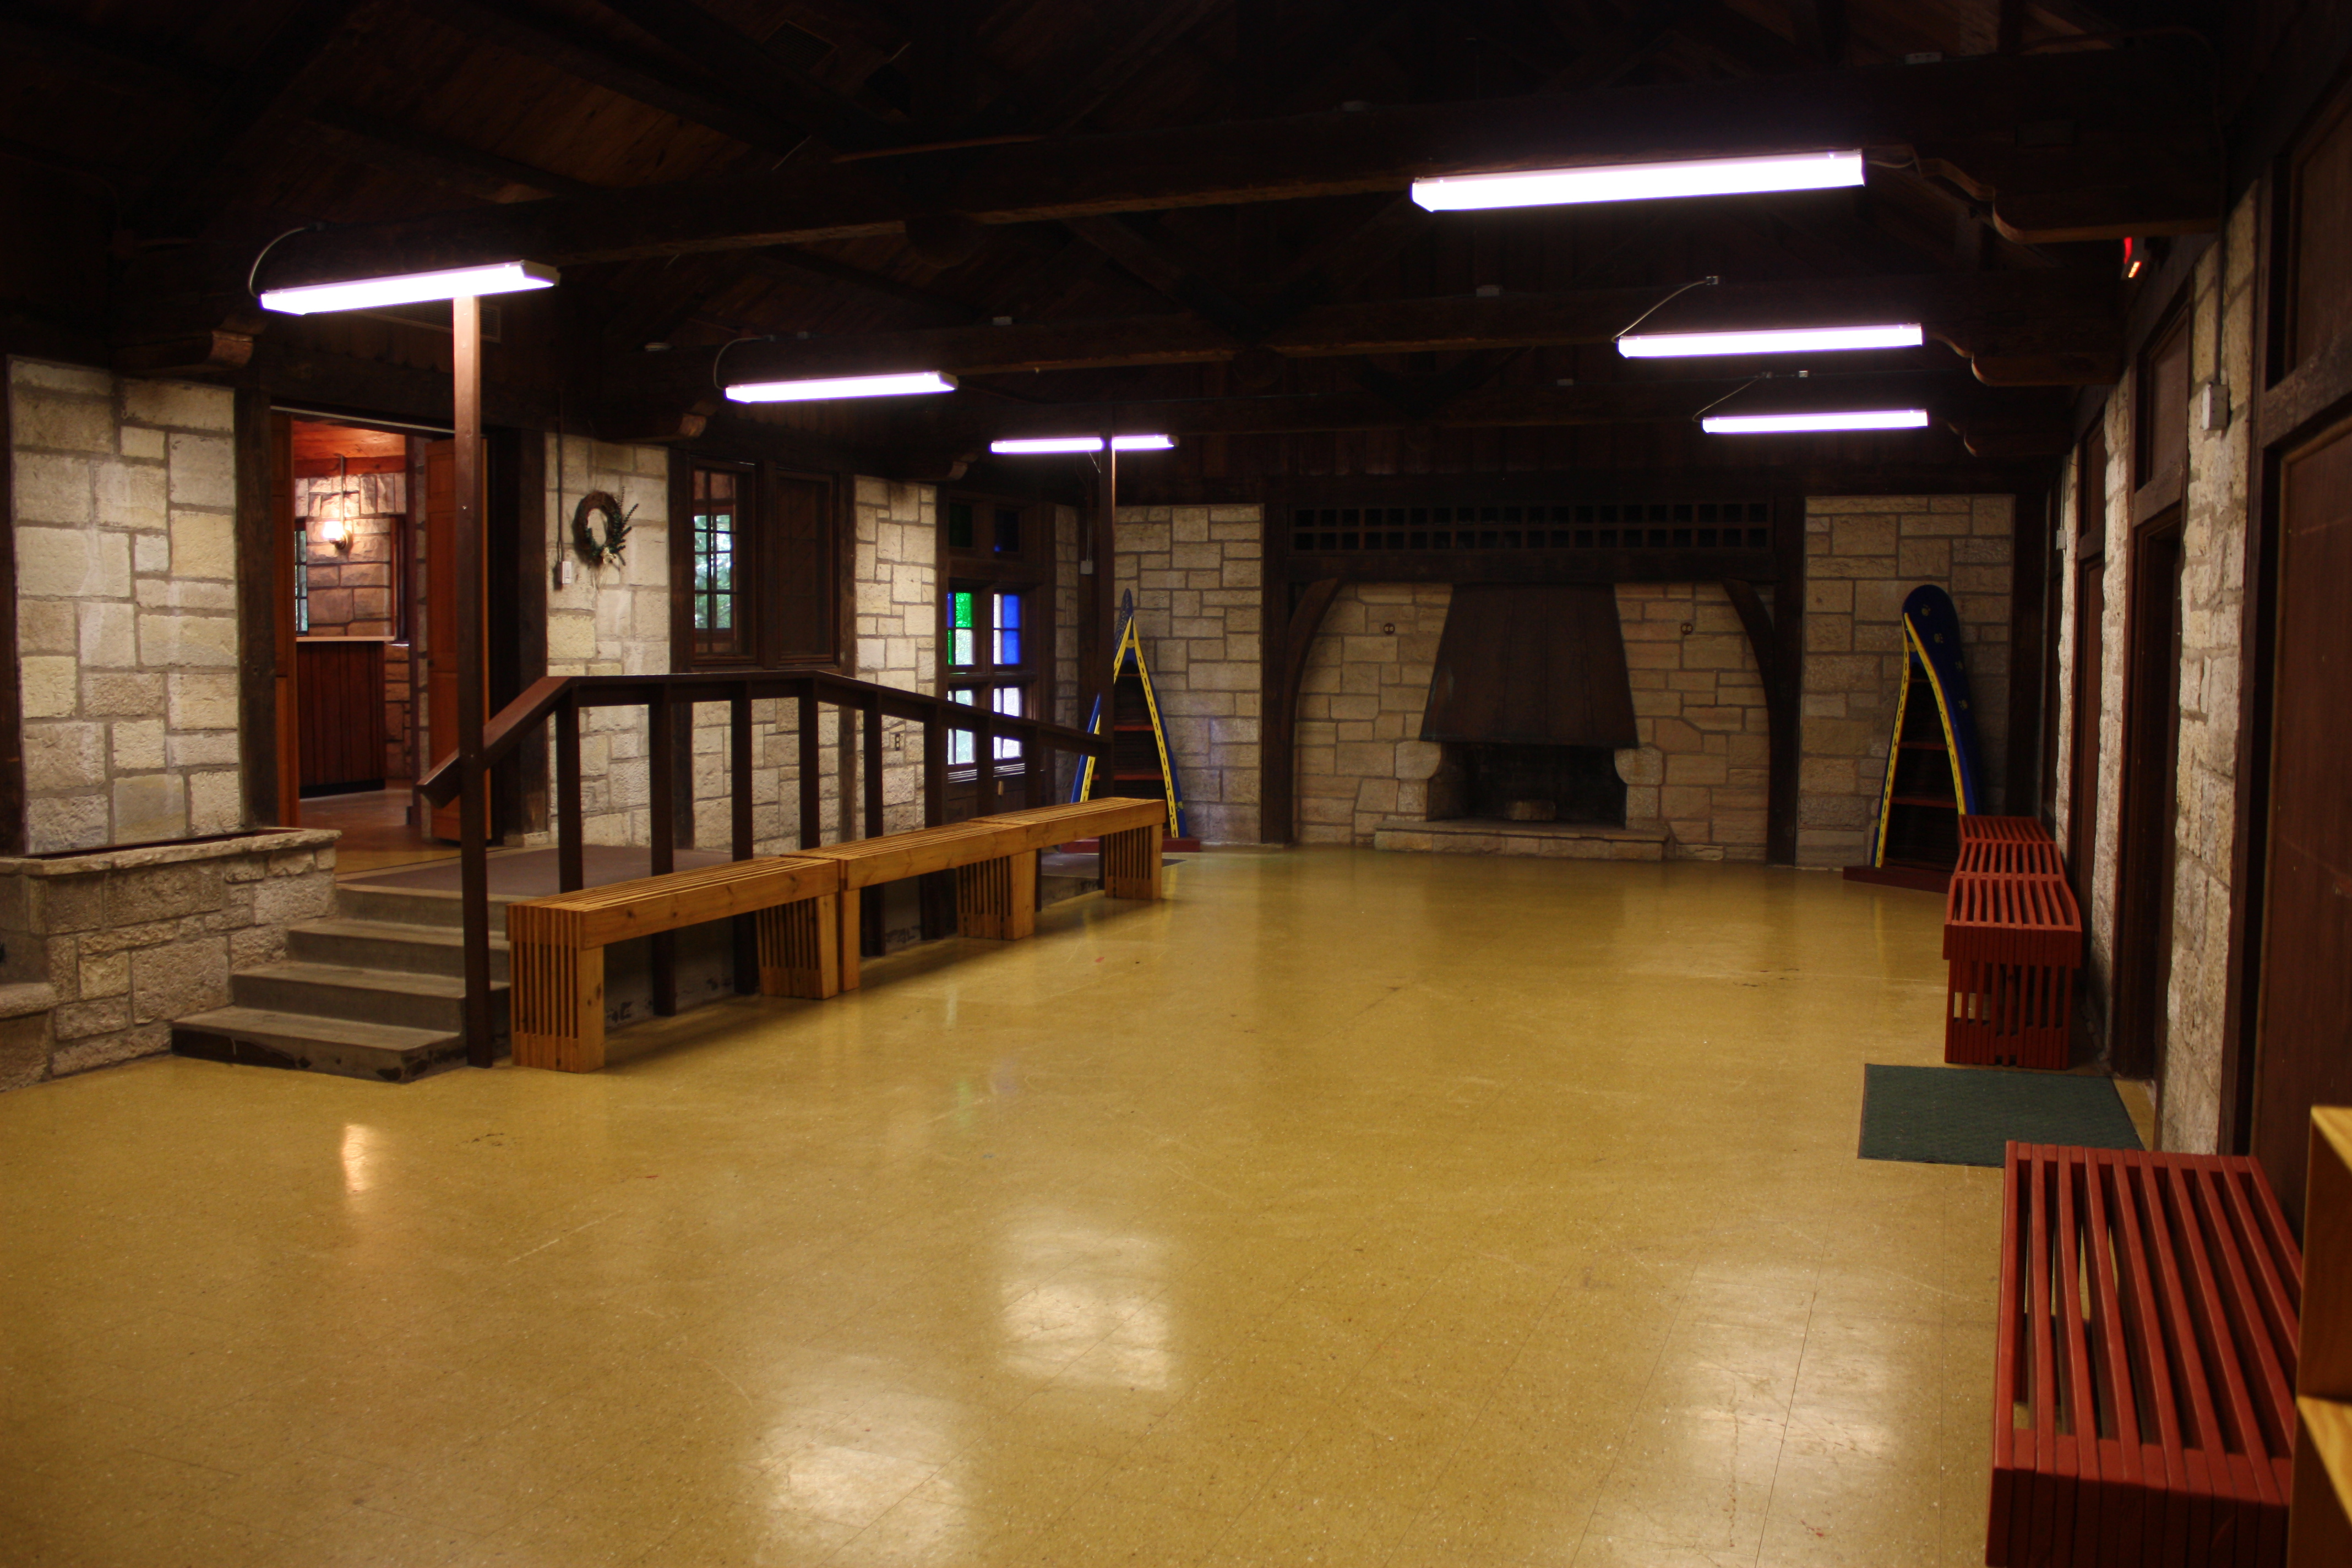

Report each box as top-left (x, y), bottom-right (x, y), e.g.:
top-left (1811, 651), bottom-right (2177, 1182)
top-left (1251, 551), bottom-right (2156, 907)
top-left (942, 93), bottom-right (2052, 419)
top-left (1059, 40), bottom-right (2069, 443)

top-left (0, 827), bottom-right (338, 1085)
top-left (1618, 582), bottom-right (1770, 860)
top-left (8, 360), bottom-right (244, 852)
top-left (298, 510), bottom-right (399, 636)
top-left (848, 477), bottom-right (938, 836)
top-left (1295, 584), bottom-right (1452, 843)
top-left (541, 434), bottom-right (672, 845)
top-left (1112, 504), bottom-right (1263, 843)
top-left (1292, 582), bottom-right (1766, 858)
top-left (2049, 194), bottom-right (2258, 1153)
top-left (1797, 495), bottom-right (2015, 868)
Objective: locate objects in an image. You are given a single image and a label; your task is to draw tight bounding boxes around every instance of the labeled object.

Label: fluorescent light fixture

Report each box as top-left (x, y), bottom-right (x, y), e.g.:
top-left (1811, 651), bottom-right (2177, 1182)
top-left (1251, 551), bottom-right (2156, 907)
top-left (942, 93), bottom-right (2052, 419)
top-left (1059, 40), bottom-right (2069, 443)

top-left (990, 434), bottom-right (1177, 454)
top-left (1703, 407), bottom-right (1931, 434)
top-left (1619, 322), bottom-right (1924, 358)
top-left (1412, 150), bottom-right (1864, 212)
top-left (725, 371), bottom-right (957, 403)
top-left (259, 261), bottom-right (557, 315)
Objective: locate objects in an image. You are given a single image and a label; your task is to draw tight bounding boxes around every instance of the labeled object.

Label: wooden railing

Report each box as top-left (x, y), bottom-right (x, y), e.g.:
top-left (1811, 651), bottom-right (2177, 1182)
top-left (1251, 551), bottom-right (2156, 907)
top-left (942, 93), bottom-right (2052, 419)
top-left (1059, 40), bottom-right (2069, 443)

top-left (415, 669), bottom-right (1111, 1062)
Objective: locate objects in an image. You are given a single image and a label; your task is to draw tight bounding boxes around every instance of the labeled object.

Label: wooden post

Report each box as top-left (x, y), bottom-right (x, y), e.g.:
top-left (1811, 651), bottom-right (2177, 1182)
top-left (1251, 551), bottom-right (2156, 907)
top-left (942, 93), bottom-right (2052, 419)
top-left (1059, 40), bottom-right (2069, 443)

top-left (797, 682), bottom-right (821, 849)
top-left (1083, 440), bottom-right (1118, 743)
top-left (648, 686), bottom-right (676, 1016)
top-left (862, 692), bottom-right (885, 839)
top-left (453, 295), bottom-right (494, 1067)
top-left (556, 689), bottom-right (583, 893)
top-left (731, 686), bottom-right (757, 994)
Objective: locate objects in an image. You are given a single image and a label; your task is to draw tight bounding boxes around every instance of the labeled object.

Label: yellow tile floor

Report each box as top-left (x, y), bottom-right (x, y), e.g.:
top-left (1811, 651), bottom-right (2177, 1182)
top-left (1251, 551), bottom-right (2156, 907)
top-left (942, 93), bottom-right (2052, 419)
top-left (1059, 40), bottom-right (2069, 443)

top-left (0, 849), bottom-right (2000, 1566)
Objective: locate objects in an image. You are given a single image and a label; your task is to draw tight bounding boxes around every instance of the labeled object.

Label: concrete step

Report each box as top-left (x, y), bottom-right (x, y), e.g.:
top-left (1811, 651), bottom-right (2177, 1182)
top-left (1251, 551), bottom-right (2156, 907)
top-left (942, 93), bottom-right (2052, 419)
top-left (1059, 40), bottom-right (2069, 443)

top-left (288, 918), bottom-right (512, 982)
top-left (229, 962), bottom-right (509, 1036)
top-left (335, 884), bottom-right (526, 930)
top-left (171, 1006), bottom-right (475, 1084)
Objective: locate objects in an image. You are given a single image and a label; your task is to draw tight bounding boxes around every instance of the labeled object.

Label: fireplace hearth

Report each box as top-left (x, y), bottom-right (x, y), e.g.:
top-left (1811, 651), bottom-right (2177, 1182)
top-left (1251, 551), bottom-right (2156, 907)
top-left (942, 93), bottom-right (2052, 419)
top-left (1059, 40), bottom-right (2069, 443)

top-left (1427, 742), bottom-right (1626, 827)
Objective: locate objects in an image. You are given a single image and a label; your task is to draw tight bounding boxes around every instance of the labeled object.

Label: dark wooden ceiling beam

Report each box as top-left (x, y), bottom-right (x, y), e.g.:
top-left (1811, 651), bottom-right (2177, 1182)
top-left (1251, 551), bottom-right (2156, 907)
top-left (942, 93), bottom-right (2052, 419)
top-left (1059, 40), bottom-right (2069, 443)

top-left (127, 0), bottom-right (373, 237)
top-left (253, 37), bottom-right (2221, 291)
top-left (587, 0), bottom-right (901, 153)
top-left (647, 269), bottom-right (2121, 391)
top-left (303, 105), bottom-right (600, 202)
top-left (417, 0), bottom-right (821, 155)
top-left (905, 367), bottom-right (2067, 454)
top-left (1784, 0), bottom-right (1847, 63)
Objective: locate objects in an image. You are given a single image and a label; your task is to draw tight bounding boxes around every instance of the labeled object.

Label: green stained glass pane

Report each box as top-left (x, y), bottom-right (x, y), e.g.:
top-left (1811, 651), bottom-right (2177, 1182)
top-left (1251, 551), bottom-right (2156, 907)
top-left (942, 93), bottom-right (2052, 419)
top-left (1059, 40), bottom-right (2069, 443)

top-left (952, 592), bottom-right (974, 629)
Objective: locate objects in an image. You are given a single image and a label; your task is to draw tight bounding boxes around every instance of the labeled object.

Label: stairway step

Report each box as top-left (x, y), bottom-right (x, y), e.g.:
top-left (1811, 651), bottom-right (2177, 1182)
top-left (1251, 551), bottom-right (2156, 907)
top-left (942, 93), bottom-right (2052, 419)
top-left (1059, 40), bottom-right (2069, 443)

top-left (333, 884), bottom-right (533, 929)
top-left (172, 1006), bottom-right (473, 1084)
top-left (229, 962), bottom-right (508, 1035)
top-left (288, 918), bottom-right (511, 981)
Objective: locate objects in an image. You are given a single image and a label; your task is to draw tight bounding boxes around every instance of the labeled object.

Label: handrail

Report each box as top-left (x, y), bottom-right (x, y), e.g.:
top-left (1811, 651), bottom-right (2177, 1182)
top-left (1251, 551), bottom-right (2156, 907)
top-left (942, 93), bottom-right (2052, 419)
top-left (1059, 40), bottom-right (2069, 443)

top-left (417, 668), bottom-right (1109, 808)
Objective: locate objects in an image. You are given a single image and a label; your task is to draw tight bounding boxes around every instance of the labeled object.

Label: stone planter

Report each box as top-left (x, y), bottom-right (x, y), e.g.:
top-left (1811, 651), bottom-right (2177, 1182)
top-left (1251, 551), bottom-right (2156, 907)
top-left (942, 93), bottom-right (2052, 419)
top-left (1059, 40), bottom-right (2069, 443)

top-left (0, 828), bottom-right (339, 1086)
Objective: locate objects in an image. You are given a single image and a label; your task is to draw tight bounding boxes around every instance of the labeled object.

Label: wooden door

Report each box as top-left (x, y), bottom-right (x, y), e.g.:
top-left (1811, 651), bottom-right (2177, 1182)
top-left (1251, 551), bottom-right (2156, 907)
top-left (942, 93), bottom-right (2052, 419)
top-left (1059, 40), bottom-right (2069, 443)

top-left (421, 441), bottom-right (482, 842)
top-left (2252, 418), bottom-right (2352, 1227)
top-left (2111, 516), bottom-right (2184, 1082)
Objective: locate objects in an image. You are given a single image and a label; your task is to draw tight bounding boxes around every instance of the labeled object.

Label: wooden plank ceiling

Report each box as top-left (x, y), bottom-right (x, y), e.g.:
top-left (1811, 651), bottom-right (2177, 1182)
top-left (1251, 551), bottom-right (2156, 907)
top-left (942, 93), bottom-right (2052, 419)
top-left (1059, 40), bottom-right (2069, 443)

top-left (0, 0), bottom-right (2240, 478)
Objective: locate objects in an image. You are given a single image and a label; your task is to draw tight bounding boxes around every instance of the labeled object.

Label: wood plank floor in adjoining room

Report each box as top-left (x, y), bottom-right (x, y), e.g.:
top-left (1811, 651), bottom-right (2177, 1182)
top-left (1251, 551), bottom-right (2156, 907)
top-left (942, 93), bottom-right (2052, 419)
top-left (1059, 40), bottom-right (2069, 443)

top-left (0, 849), bottom-right (1996, 1567)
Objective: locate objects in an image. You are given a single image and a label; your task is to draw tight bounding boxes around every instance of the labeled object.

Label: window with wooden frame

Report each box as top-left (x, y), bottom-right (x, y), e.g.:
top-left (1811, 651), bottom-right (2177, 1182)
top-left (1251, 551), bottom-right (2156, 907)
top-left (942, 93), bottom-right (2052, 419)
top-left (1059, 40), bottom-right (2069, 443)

top-left (940, 494), bottom-right (1052, 776)
top-left (669, 458), bottom-right (843, 669)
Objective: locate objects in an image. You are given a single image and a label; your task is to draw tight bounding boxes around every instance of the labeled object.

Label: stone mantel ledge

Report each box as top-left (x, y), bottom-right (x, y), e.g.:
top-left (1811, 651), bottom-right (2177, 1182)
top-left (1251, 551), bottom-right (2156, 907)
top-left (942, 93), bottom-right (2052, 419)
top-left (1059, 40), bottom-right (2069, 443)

top-left (0, 983), bottom-right (59, 1020)
top-left (0, 828), bottom-right (340, 879)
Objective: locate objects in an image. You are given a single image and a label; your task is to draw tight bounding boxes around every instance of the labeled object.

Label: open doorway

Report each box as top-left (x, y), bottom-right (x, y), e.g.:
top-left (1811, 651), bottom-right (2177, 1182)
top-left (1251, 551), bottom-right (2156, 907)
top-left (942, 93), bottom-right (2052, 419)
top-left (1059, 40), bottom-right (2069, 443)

top-left (285, 417), bottom-right (446, 873)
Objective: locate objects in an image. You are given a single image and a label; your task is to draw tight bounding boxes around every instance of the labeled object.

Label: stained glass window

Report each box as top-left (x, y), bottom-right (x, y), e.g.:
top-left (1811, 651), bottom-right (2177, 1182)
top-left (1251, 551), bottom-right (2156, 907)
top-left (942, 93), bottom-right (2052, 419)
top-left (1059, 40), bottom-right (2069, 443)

top-left (951, 591), bottom-right (977, 668)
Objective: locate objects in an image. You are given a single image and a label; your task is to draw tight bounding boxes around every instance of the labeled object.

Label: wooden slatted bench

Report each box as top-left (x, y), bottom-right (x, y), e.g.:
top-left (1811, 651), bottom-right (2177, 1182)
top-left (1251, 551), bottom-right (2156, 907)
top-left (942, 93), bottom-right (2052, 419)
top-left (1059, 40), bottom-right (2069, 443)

top-left (1944, 872), bottom-right (2083, 1069)
top-left (506, 856), bottom-right (842, 1071)
top-left (1992, 1142), bottom-right (2302, 1568)
top-left (1958, 815), bottom-right (2069, 877)
top-left (801, 796), bottom-right (1170, 991)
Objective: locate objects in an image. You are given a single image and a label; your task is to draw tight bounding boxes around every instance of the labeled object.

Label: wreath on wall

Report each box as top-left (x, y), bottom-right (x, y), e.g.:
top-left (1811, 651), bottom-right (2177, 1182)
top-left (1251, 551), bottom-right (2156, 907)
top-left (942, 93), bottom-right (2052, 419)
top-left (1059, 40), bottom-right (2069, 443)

top-left (571, 491), bottom-right (635, 568)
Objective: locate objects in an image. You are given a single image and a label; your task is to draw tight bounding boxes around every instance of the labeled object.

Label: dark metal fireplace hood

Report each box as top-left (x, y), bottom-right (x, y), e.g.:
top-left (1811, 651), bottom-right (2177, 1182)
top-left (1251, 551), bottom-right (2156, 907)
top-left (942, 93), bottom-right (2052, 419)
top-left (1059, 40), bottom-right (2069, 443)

top-left (1420, 584), bottom-right (1639, 748)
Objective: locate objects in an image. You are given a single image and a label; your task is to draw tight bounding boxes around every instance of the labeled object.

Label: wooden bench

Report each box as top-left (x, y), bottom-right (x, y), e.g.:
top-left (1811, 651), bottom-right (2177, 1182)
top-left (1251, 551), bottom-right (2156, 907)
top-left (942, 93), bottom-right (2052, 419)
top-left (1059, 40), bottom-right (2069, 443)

top-left (506, 856), bottom-right (842, 1071)
top-left (801, 796), bottom-right (1169, 990)
top-left (1991, 1142), bottom-right (2301, 1567)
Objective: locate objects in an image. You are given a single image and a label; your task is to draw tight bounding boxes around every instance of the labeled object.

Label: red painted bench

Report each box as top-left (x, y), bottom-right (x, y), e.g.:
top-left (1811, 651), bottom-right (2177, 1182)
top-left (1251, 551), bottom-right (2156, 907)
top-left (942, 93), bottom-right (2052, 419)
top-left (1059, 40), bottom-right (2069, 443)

top-left (1944, 818), bottom-right (2082, 1071)
top-left (1992, 1143), bottom-right (2302, 1568)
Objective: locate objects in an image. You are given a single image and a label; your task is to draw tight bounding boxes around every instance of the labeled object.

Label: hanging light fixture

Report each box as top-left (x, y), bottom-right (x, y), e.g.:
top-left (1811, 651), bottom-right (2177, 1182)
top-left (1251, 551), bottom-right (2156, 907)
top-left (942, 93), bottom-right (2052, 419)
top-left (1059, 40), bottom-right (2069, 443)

top-left (1702, 407), bottom-right (1930, 434)
top-left (1412, 150), bottom-right (1864, 213)
top-left (1619, 323), bottom-right (1924, 358)
top-left (259, 260), bottom-right (557, 315)
top-left (725, 371), bottom-right (957, 403)
top-left (990, 435), bottom-right (1176, 454)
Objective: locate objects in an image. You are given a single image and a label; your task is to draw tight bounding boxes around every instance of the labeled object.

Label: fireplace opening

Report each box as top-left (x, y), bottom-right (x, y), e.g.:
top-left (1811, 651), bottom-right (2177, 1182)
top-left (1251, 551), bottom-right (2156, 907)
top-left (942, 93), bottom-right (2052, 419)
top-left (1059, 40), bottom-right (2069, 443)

top-left (1429, 742), bottom-right (1627, 826)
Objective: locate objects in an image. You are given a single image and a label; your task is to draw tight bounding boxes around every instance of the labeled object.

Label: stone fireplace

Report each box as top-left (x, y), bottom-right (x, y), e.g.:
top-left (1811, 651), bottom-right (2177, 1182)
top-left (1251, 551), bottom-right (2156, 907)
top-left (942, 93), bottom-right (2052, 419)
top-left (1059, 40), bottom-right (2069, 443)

top-left (1426, 742), bottom-right (1627, 826)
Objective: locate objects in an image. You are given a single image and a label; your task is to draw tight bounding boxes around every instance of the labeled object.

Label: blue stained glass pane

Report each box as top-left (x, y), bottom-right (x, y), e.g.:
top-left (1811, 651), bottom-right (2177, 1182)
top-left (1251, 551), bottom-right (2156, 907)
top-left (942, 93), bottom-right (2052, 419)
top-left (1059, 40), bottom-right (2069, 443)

top-left (998, 631), bottom-right (1020, 666)
top-left (998, 594), bottom-right (1020, 629)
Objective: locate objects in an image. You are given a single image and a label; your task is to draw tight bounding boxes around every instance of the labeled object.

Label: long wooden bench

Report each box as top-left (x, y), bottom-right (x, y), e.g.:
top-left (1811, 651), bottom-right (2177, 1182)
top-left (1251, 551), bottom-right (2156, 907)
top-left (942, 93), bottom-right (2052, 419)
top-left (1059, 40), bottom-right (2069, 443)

top-left (506, 856), bottom-right (842, 1071)
top-left (1991, 1141), bottom-right (2302, 1567)
top-left (801, 795), bottom-right (1169, 991)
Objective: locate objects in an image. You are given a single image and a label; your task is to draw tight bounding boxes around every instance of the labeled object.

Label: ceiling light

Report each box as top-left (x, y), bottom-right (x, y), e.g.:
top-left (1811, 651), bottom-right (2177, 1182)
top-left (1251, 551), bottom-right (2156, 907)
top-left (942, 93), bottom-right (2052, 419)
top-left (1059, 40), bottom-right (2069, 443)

top-left (1703, 408), bottom-right (1930, 434)
top-left (259, 261), bottom-right (558, 315)
top-left (990, 434), bottom-right (1176, 454)
top-left (1411, 150), bottom-right (1864, 212)
top-left (1619, 323), bottom-right (1924, 358)
top-left (725, 371), bottom-right (957, 403)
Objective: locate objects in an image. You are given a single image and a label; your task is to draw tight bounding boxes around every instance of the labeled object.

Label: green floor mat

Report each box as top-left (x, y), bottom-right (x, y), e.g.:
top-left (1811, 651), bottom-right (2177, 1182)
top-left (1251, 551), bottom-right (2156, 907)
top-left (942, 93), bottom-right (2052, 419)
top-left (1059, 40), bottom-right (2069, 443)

top-left (1858, 1064), bottom-right (2143, 1167)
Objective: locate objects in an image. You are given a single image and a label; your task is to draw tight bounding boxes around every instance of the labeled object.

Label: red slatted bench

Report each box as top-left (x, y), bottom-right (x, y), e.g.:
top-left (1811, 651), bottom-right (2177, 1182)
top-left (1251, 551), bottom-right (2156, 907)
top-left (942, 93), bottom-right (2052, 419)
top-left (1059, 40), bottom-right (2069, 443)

top-left (1959, 815), bottom-right (2070, 877)
top-left (1944, 816), bottom-right (2082, 1071)
top-left (1992, 1142), bottom-right (2302, 1568)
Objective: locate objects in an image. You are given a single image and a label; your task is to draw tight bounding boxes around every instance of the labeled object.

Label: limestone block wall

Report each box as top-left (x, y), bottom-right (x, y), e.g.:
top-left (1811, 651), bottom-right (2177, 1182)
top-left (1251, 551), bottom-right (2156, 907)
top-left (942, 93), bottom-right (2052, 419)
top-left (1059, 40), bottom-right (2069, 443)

top-left (0, 827), bottom-right (337, 1084)
top-left (8, 360), bottom-right (246, 852)
top-left (1797, 495), bottom-right (2015, 868)
top-left (541, 435), bottom-right (672, 845)
top-left (1112, 504), bottom-right (1264, 843)
top-left (1294, 584), bottom-right (1451, 843)
top-left (297, 509), bottom-right (399, 635)
top-left (1291, 582), bottom-right (1766, 857)
top-left (1618, 582), bottom-right (1770, 860)
top-left (840, 477), bottom-right (936, 837)
top-left (2049, 192), bottom-right (2258, 1152)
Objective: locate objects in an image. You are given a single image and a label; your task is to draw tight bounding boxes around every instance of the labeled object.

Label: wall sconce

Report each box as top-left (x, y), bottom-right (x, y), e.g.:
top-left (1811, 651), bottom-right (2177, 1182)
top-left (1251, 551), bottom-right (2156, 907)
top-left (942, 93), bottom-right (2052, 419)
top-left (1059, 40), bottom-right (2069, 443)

top-left (314, 513), bottom-right (352, 553)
